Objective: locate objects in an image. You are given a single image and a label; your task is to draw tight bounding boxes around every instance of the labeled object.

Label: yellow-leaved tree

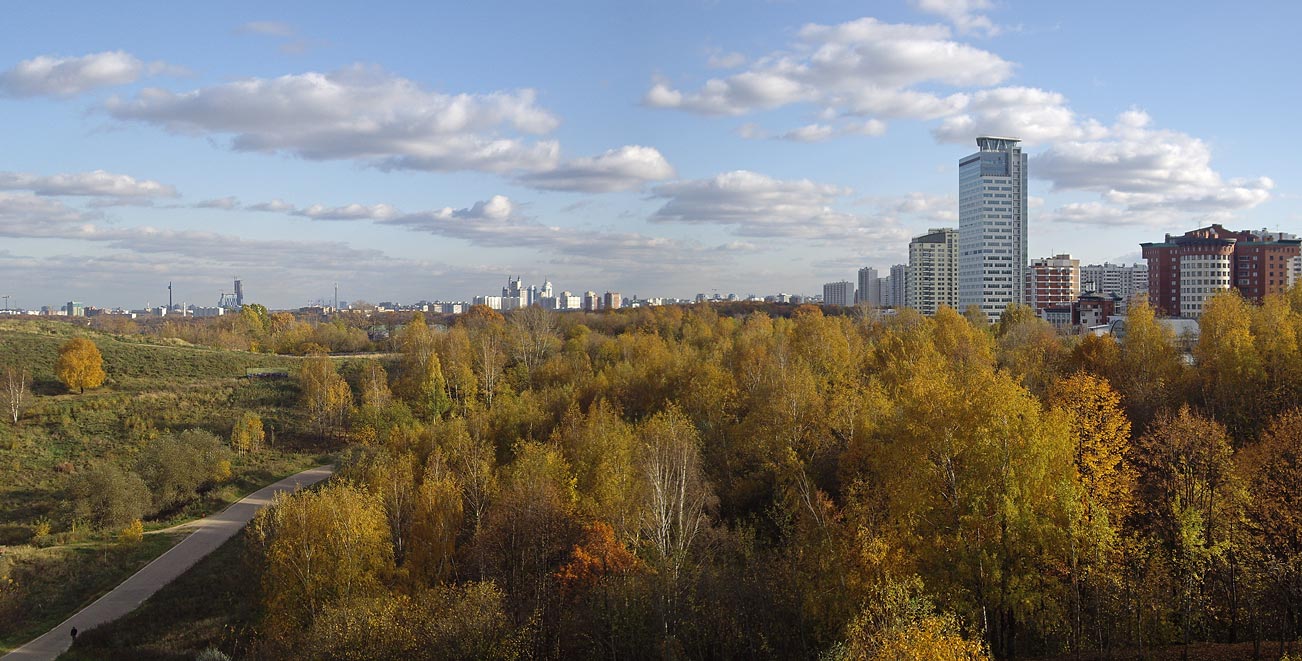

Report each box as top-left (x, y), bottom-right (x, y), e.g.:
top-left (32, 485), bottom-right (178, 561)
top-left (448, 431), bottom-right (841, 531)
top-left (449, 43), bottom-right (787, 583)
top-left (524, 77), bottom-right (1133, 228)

top-left (56, 337), bottom-right (106, 394)
top-left (230, 411), bottom-right (265, 456)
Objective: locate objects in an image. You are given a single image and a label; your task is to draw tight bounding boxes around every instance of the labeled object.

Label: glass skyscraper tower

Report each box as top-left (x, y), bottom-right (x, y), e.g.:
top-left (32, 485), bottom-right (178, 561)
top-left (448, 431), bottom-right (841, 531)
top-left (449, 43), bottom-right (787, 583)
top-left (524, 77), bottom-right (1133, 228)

top-left (958, 136), bottom-right (1027, 322)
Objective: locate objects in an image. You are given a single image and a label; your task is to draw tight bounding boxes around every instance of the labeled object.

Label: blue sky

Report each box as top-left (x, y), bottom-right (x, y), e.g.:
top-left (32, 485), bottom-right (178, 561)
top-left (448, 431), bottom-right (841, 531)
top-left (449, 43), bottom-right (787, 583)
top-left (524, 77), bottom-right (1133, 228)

top-left (1, 0), bottom-right (1297, 309)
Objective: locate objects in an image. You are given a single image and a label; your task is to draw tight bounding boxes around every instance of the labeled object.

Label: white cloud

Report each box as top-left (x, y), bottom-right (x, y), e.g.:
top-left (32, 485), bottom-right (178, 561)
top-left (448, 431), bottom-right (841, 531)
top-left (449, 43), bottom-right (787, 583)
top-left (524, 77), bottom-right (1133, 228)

top-left (517, 145), bottom-right (676, 192)
top-left (195, 196), bottom-right (240, 209)
top-left (294, 202), bottom-right (401, 221)
top-left (911, 0), bottom-right (1000, 36)
top-left (1035, 110), bottom-right (1273, 219)
top-left (0, 192), bottom-right (94, 237)
top-left (649, 170), bottom-right (911, 246)
top-left (247, 199), bottom-right (294, 213)
top-left (0, 169), bottom-right (177, 198)
top-left (106, 65), bottom-right (563, 174)
top-left (931, 86), bottom-right (1106, 144)
top-left (780, 124), bottom-right (836, 143)
top-left (0, 51), bottom-right (176, 97)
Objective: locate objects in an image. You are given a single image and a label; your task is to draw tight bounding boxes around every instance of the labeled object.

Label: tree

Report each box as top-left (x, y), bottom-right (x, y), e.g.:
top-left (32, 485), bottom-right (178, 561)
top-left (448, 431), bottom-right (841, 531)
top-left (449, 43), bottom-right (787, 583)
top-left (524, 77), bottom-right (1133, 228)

top-left (117, 519), bottom-right (144, 548)
top-left (56, 337), bottom-right (106, 393)
top-left (408, 451), bottom-right (464, 585)
top-left (136, 429), bottom-right (230, 511)
top-left (230, 411), bottom-right (265, 456)
top-left (1115, 299), bottom-right (1183, 427)
top-left (300, 352), bottom-right (352, 438)
top-left (397, 314), bottom-right (451, 419)
top-left (70, 462), bottom-right (151, 529)
top-left (1237, 408), bottom-right (1302, 644)
top-left (1, 365), bottom-right (30, 424)
top-left (249, 481), bottom-right (393, 641)
top-left (509, 306), bottom-right (560, 380)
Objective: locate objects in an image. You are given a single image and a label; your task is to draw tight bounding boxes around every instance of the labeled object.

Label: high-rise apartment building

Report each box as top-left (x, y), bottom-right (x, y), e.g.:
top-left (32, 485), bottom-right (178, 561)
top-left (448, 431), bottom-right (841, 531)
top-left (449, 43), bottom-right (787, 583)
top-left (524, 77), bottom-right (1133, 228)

top-left (908, 228), bottom-right (959, 315)
top-left (582, 291), bottom-right (600, 312)
top-left (823, 281), bottom-right (855, 307)
top-left (856, 267), bottom-right (883, 306)
top-left (603, 291), bottom-right (622, 310)
top-left (1027, 254), bottom-right (1080, 314)
top-left (1080, 262), bottom-right (1148, 312)
top-left (1141, 225), bottom-right (1301, 318)
top-left (889, 264), bottom-right (909, 309)
top-left (958, 136), bottom-right (1028, 322)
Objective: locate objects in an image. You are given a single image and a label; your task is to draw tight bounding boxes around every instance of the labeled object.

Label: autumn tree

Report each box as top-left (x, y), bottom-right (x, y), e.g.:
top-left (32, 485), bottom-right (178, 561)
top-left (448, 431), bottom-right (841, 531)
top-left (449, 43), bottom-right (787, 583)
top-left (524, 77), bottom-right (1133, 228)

top-left (1, 365), bottom-right (30, 424)
top-left (230, 411), bottom-right (265, 456)
top-left (56, 337), bottom-right (106, 393)
top-left (462, 305), bottom-right (507, 407)
top-left (300, 351), bottom-right (352, 438)
top-left (1237, 408), bottom-right (1302, 644)
top-left (1115, 298), bottom-right (1183, 427)
top-left (397, 314), bottom-right (451, 419)
top-left (509, 306), bottom-right (560, 381)
top-left (249, 481), bottom-right (394, 643)
top-left (1194, 290), bottom-right (1263, 439)
top-left (407, 451), bottom-right (464, 586)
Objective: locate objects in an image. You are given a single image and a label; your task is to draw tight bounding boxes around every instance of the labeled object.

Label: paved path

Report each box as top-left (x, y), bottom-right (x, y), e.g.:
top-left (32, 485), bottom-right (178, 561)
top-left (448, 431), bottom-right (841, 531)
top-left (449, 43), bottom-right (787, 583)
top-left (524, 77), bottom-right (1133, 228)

top-left (2, 464), bottom-right (335, 661)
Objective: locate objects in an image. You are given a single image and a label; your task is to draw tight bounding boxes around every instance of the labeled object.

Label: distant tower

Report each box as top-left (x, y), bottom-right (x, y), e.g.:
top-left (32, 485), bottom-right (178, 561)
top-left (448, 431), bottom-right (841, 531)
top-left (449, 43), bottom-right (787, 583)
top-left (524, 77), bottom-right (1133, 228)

top-left (334, 282), bottom-right (339, 311)
top-left (168, 281), bottom-right (173, 311)
top-left (958, 136), bottom-right (1027, 322)
top-left (234, 279), bottom-right (244, 307)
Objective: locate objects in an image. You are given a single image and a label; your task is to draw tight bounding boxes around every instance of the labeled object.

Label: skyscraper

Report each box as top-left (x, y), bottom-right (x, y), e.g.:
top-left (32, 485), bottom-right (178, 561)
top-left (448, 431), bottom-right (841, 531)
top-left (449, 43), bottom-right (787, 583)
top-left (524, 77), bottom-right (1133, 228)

top-left (958, 136), bottom-right (1027, 322)
top-left (908, 228), bottom-right (959, 315)
top-left (856, 267), bottom-right (882, 306)
top-left (889, 264), bottom-right (909, 309)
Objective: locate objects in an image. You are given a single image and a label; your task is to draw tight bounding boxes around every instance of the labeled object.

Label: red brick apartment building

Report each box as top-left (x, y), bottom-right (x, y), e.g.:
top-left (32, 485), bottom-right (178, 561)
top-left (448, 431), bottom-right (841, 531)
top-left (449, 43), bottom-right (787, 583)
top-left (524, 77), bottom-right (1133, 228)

top-left (1140, 225), bottom-right (1300, 318)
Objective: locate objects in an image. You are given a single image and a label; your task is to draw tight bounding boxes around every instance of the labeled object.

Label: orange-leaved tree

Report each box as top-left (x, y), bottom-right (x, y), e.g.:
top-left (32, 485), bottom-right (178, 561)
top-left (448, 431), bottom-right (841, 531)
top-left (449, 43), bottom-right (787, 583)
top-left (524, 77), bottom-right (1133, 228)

top-left (56, 337), bottom-right (106, 393)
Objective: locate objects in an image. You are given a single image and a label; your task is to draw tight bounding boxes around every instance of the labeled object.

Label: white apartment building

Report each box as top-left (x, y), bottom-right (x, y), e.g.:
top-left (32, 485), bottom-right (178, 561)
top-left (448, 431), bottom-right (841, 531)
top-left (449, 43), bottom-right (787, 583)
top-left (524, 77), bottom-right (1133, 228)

top-left (908, 228), bottom-right (959, 315)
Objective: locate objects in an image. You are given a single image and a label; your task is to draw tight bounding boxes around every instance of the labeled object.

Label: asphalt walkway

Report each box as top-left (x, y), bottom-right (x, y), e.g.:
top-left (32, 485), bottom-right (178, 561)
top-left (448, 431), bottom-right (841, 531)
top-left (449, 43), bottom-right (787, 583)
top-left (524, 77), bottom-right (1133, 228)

top-left (1, 464), bottom-right (334, 661)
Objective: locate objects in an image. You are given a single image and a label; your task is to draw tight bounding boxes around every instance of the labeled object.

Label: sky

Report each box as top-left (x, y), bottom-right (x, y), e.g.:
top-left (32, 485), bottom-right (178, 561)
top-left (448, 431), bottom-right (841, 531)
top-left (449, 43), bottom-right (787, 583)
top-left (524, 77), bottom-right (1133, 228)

top-left (2, 0), bottom-right (1299, 310)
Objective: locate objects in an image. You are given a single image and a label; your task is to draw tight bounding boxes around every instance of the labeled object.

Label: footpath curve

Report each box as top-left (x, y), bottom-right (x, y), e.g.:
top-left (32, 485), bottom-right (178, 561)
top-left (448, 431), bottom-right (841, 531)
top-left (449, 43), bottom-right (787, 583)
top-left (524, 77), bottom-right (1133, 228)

top-left (2, 464), bottom-right (335, 661)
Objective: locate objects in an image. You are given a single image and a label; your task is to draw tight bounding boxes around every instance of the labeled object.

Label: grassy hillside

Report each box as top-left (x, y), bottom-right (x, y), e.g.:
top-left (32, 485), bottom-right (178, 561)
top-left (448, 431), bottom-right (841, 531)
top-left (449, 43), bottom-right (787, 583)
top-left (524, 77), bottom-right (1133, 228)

top-left (0, 319), bottom-right (331, 652)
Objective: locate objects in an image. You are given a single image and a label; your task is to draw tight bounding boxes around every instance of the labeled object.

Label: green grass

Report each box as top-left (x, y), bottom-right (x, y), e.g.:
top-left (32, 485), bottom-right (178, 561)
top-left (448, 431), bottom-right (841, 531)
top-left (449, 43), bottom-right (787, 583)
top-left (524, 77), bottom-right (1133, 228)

top-left (58, 533), bottom-right (260, 661)
top-left (0, 320), bottom-right (336, 654)
top-left (0, 533), bottom-right (186, 653)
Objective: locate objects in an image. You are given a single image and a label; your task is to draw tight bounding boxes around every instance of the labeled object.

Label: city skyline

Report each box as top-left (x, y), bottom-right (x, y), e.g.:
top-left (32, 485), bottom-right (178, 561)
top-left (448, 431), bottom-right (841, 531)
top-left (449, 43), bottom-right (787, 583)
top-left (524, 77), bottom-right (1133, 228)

top-left (1, 1), bottom-right (1296, 308)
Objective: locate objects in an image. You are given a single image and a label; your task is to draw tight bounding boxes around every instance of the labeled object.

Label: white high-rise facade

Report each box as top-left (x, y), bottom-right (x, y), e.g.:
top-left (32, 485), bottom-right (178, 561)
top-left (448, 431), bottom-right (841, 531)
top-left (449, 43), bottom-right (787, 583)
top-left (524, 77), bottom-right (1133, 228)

top-left (823, 281), bottom-right (855, 307)
top-left (959, 136), bottom-right (1028, 322)
top-left (908, 228), bottom-right (959, 315)
top-left (856, 267), bottom-right (882, 306)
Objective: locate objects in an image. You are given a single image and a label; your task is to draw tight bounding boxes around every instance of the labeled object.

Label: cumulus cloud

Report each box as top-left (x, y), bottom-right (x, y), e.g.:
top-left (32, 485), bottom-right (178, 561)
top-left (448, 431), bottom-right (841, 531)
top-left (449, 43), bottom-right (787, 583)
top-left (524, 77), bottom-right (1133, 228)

top-left (931, 87), bottom-right (1106, 144)
top-left (0, 192), bottom-right (94, 237)
top-left (517, 145), bottom-right (675, 192)
top-left (911, 0), bottom-right (1000, 36)
top-left (0, 51), bottom-right (175, 97)
top-left (1035, 110), bottom-right (1273, 220)
top-left (106, 65), bottom-right (563, 174)
top-left (0, 169), bottom-right (177, 198)
top-left (649, 170), bottom-right (911, 247)
top-left (645, 17), bottom-right (1012, 119)
top-left (706, 51), bottom-right (747, 69)
top-left (294, 202), bottom-right (401, 221)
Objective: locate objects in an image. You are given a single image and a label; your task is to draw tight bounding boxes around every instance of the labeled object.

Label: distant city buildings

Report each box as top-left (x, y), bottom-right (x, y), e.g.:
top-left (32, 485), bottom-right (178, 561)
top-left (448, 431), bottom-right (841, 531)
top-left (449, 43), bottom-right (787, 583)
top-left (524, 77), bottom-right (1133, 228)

top-left (889, 264), bottom-right (908, 309)
top-left (1080, 262), bottom-right (1148, 313)
top-left (823, 281), bottom-right (855, 307)
top-left (908, 228), bottom-right (959, 315)
top-left (1027, 254), bottom-right (1080, 316)
top-left (856, 267), bottom-right (882, 306)
top-left (1141, 225), bottom-right (1301, 318)
top-left (959, 136), bottom-right (1028, 322)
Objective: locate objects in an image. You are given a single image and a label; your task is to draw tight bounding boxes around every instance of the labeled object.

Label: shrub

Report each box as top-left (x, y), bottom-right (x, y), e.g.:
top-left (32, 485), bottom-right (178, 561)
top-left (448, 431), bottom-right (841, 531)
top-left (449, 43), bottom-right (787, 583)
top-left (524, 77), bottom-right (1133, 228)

top-left (136, 429), bottom-right (231, 511)
top-left (194, 647), bottom-right (232, 661)
top-left (117, 519), bottom-right (144, 547)
top-left (70, 462), bottom-right (150, 530)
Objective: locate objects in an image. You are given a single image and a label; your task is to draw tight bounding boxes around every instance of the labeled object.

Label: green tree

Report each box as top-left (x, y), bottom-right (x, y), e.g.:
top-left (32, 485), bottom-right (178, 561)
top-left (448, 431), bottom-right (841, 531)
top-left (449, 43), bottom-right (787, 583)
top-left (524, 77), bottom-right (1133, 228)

top-left (70, 462), bottom-right (151, 529)
top-left (56, 337), bottom-right (106, 393)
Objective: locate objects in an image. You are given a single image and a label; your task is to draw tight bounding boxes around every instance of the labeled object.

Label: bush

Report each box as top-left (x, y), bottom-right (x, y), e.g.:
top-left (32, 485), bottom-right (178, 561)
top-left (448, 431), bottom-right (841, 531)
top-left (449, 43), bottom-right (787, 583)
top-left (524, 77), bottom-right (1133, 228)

top-left (118, 519), bottom-right (144, 547)
top-left (136, 429), bottom-right (231, 511)
top-left (70, 462), bottom-right (151, 530)
top-left (194, 647), bottom-right (232, 661)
